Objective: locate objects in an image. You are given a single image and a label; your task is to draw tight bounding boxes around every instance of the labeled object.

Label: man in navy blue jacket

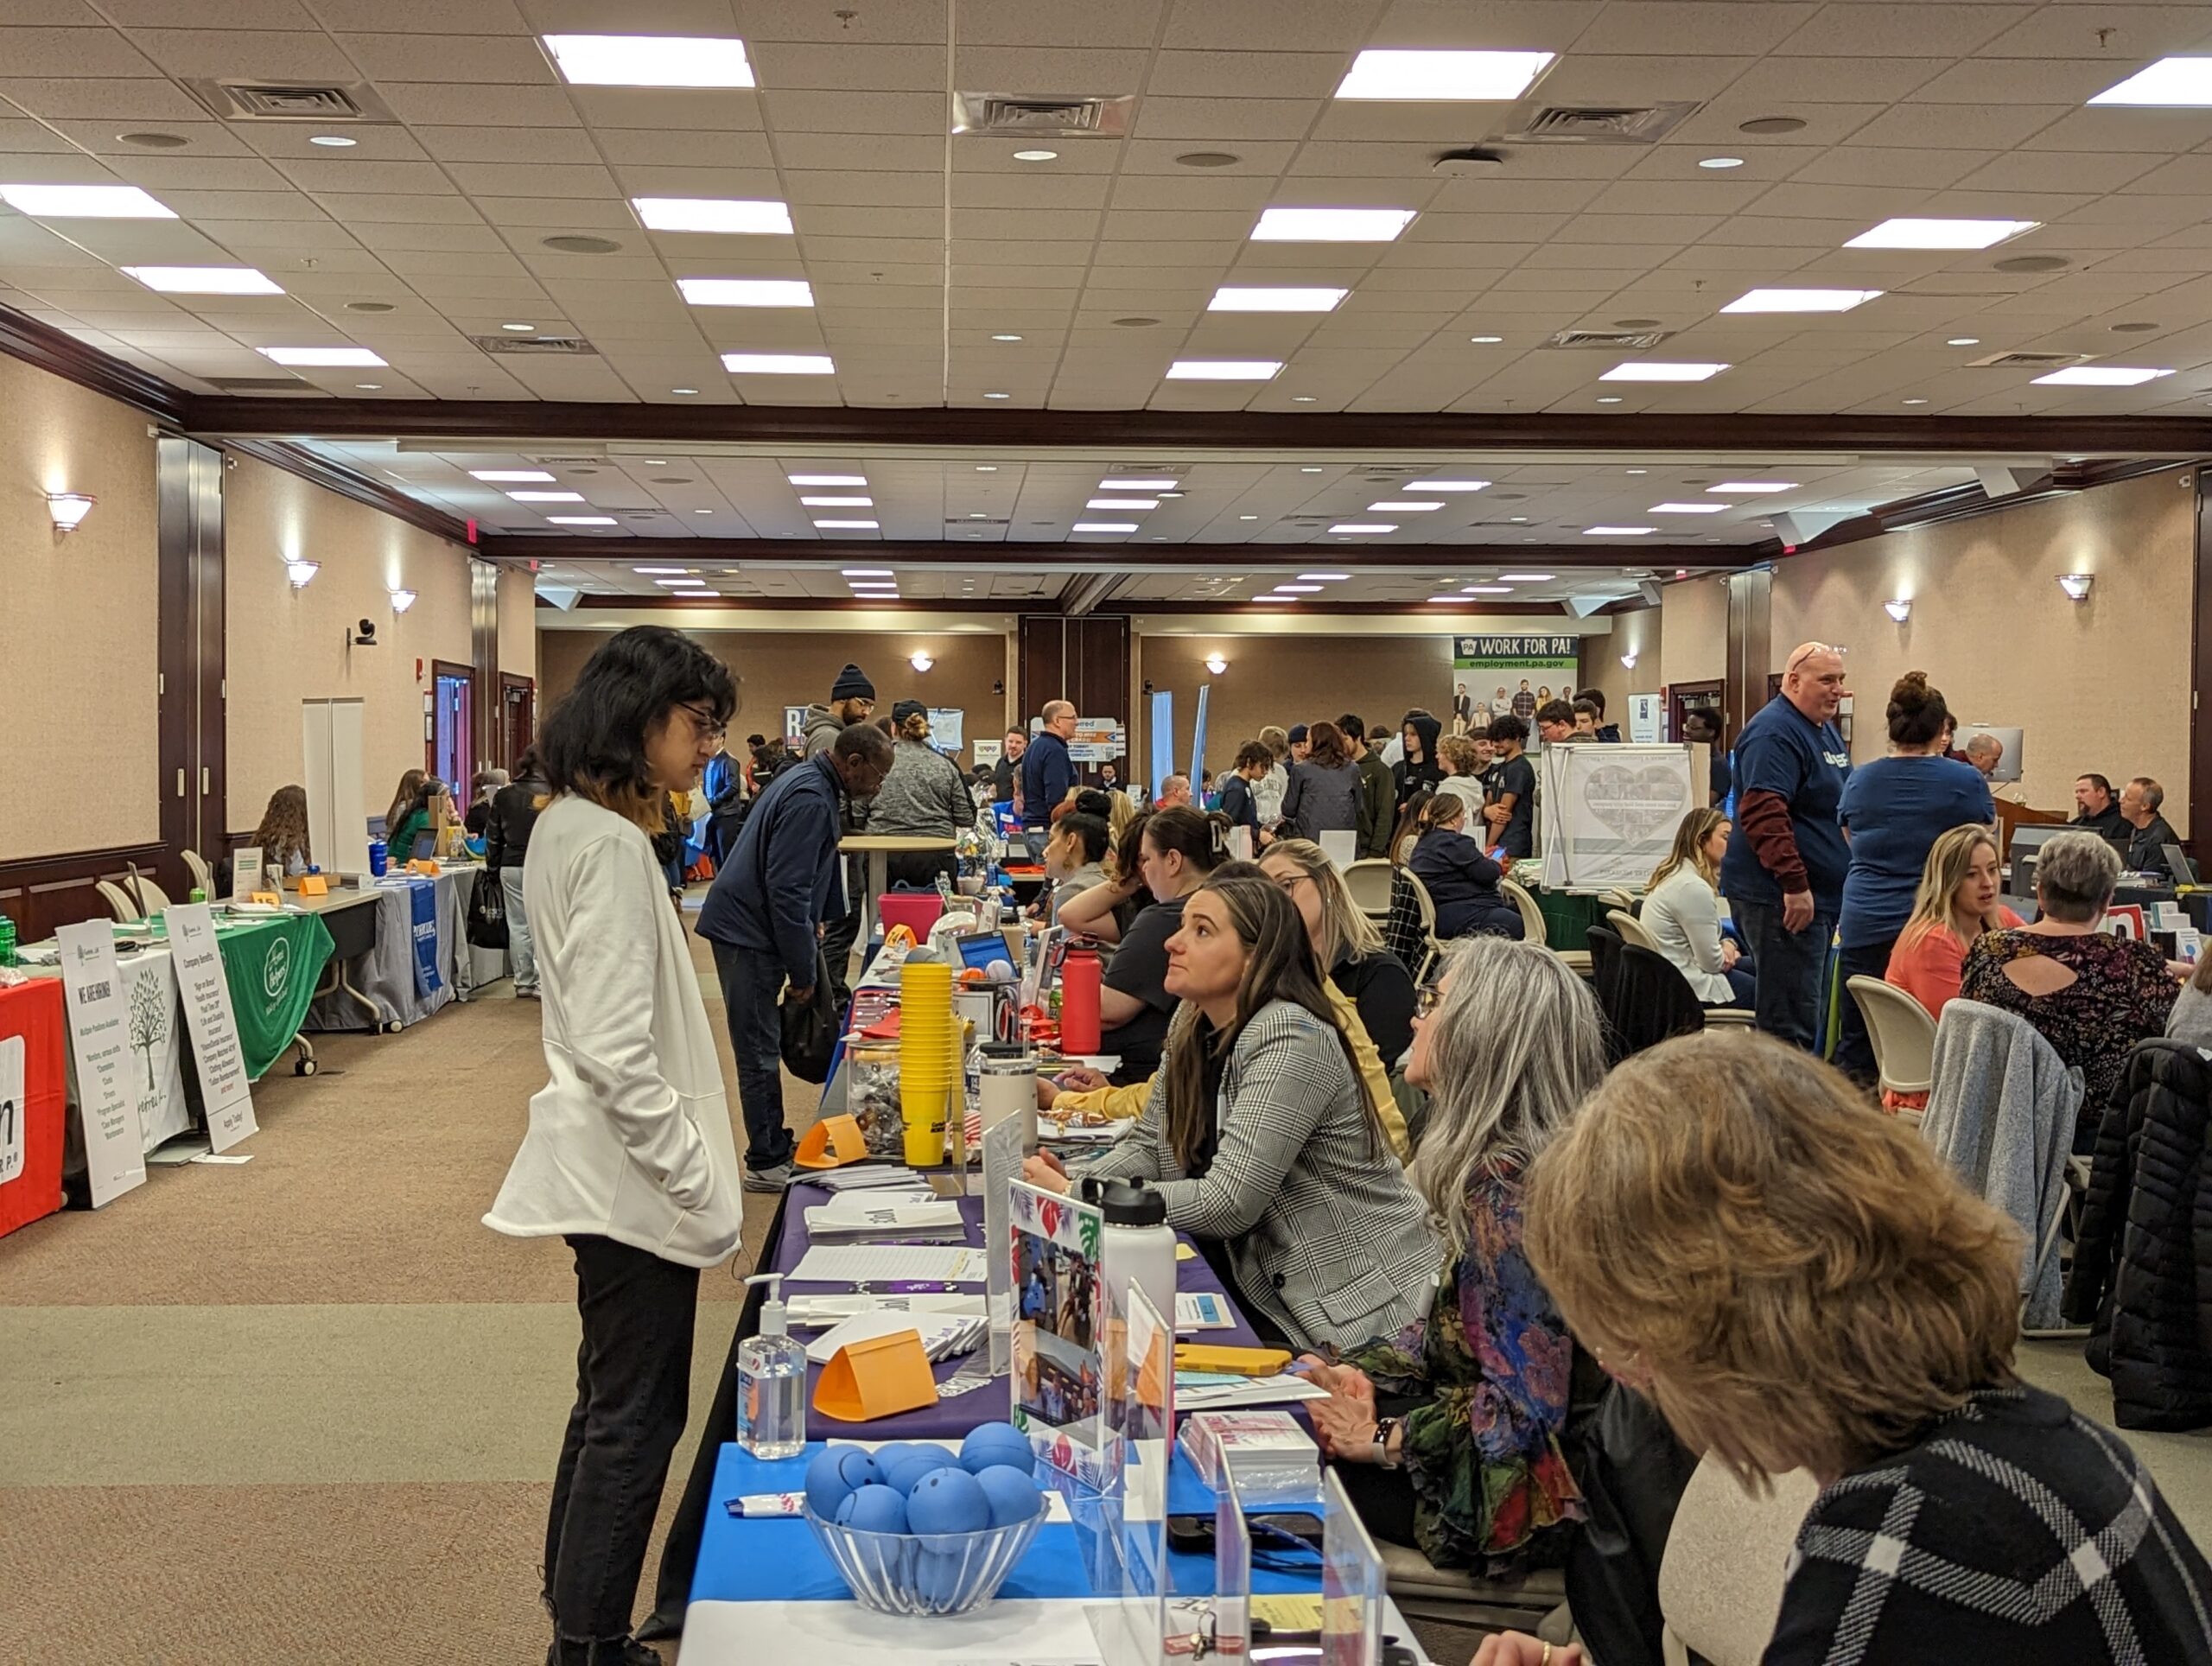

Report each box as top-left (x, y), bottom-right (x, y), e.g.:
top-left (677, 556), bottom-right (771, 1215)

top-left (1020, 700), bottom-right (1079, 849)
top-left (699, 722), bottom-right (893, 1189)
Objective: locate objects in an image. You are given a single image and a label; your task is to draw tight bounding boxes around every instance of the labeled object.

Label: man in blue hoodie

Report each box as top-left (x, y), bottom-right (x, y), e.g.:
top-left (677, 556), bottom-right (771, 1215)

top-left (699, 722), bottom-right (893, 1189)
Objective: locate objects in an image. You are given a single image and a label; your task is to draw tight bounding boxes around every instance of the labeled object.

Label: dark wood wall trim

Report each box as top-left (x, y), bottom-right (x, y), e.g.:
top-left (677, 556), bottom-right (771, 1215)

top-left (0, 843), bottom-right (168, 944)
top-left (2192, 469), bottom-right (2212, 844)
top-left (0, 305), bottom-right (190, 426)
top-left (219, 437), bottom-right (476, 547)
top-left (486, 535), bottom-right (1743, 570)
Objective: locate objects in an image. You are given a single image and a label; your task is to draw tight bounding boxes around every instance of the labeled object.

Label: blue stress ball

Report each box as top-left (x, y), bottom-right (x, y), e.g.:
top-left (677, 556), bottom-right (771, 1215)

top-left (805, 1446), bottom-right (880, 1520)
top-left (911, 1547), bottom-right (966, 1608)
top-left (880, 1451), bottom-right (953, 1497)
top-left (974, 1464), bottom-right (1044, 1529)
top-left (906, 1466), bottom-right (990, 1549)
top-left (835, 1482), bottom-right (910, 1536)
top-left (959, 1422), bottom-right (1033, 1477)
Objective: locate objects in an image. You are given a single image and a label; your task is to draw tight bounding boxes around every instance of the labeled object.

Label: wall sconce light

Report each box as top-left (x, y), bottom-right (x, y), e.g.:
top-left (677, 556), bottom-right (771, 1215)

top-left (1883, 598), bottom-right (1911, 622)
top-left (1618, 652), bottom-right (1637, 670)
top-left (909, 651), bottom-right (934, 672)
top-left (47, 492), bottom-right (95, 533)
top-left (2057, 573), bottom-right (2094, 601)
top-left (1204, 653), bottom-right (1229, 675)
top-left (390, 588), bottom-right (416, 614)
top-left (286, 558), bottom-right (321, 588)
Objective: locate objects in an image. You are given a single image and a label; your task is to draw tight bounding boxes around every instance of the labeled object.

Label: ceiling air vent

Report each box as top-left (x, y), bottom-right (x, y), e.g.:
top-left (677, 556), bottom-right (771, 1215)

top-left (469, 334), bottom-right (598, 355)
top-left (184, 78), bottom-right (397, 124)
top-left (1967, 350), bottom-right (2090, 370)
top-left (526, 453), bottom-right (609, 465)
top-left (1546, 327), bottom-right (1674, 351)
top-left (947, 517), bottom-right (1012, 527)
top-left (952, 92), bottom-right (1135, 138)
top-left (205, 375), bottom-right (321, 393)
top-left (1502, 102), bottom-right (1700, 144)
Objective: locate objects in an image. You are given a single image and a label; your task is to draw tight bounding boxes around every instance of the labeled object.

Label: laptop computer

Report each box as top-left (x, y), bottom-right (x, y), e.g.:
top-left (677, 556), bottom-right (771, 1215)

top-left (2163, 843), bottom-right (2198, 885)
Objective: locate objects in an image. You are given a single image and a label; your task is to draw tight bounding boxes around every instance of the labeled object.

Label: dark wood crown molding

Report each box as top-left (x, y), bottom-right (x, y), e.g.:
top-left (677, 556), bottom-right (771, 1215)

top-left (219, 438), bottom-right (475, 548)
top-left (482, 534), bottom-right (1745, 569)
top-left (0, 306), bottom-right (190, 426)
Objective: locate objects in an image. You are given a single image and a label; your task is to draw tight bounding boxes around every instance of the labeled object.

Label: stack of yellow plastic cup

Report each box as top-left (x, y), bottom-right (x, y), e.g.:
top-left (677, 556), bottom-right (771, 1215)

top-left (899, 957), bottom-right (957, 1166)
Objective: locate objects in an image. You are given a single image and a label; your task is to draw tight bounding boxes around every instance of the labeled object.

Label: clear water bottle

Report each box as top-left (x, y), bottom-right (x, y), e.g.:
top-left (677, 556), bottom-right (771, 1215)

top-left (735, 1274), bottom-right (807, 1459)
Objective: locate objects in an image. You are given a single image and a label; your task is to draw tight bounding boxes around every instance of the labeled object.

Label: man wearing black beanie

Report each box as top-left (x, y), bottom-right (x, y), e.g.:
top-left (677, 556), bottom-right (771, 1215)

top-left (798, 663), bottom-right (876, 1010)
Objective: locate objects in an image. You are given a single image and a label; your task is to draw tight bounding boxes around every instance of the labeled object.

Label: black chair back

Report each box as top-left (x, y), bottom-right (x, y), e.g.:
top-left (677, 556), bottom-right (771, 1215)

top-left (1585, 924), bottom-right (1627, 1063)
top-left (1614, 943), bottom-right (1711, 1058)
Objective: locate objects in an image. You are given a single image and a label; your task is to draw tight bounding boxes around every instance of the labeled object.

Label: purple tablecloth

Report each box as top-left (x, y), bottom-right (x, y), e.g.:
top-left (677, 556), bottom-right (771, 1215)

top-left (773, 1175), bottom-right (1261, 1440)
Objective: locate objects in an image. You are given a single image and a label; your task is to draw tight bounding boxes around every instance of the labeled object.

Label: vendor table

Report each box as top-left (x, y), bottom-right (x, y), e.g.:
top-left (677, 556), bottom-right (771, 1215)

top-left (840, 835), bottom-right (957, 947)
top-left (0, 977), bottom-right (67, 1238)
top-left (306, 869), bottom-right (476, 1033)
top-left (290, 888), bottom-right (382, 1028)
top-left (1527, 884), bottom-right (1608, 955)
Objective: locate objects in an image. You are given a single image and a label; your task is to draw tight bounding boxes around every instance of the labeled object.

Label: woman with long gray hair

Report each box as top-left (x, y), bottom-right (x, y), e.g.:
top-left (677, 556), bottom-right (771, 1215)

top-left (1298, 937), bottom-right (1601, 1572)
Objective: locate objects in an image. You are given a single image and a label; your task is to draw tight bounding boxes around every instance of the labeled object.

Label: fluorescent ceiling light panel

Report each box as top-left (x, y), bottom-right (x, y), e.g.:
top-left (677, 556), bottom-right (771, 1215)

top-left (678, 277), bottom-right (814, 307)
top-left (1585, 526), bottom-right (1657, 536)
top-left (1844, 217), bottom-right (2038, 250)
top-left (548, 516), bottom-right (618, 525)
top-left (1649, 502), bottom-right (1727, 513)
top-left (1088, 498), bottom-right (1158, 510)
top-left (840, 569), bottom-right (891, 576)
top-left (1427, 595), bottom-right (1465, 604)
top-left (800, 495), bottom-right (873, 506)
top-left (791, 474), bottom-right (866, 486)
top-left (1299, 572), bottom-right (1351, 581)
top-left (508, 490), bottom-right (586, 502)
top-left (721, 352), bottom-right (834, 373)
top-left (1498, 573), bottom-right (1554, 581)
top-left (1368, 500), bottom-right (1443, 512)
top-left (1250, 207), bottom-right (1416, 243)
top-left (1072, 522), bottom-right (1139, 533)
top-left (1328, 523), bottom-right (1395, 534)
top-left (1465, 585), bottom-right (1514, 595)
top-left (1707, 481), bottom-right (1797, 493)
top-left (1600, 361), bottom-right (1729, 382)
top-left (2089, 58), bottom-right (2212, 106)
top-left (1407, 479), bottom-right (1489, 492)
top-left (120, 265), bottom-right (282, 295)
top-left (632, 197), bottom-right (791, 233)
top-left (1335, 48), bottom-right (1554, 101)
top-left (1100, 479), bottom-right (1176, 490)
top-left (543, 34), bottom-right (755, 88)
top-left (1274, 584), bottom-right (1324, 594)
top-left (1207, 286), bottom-right (1347, 312)
top-left (260, 346), bottom-right (385, 366)
top-left (1721, 288), bottom-right (1883, 314)
top-left (634, 566), bottom-right (689, 575)
top-left (2032, 366), bottom-right (2174, 385)
top-left (655, 578), bottom-right (709, 587)
top-left (0, 183), bottom-right (175, 219)
top-left (471, 469), bottom-right (556, 482)
top-left (1166, 359), bottom-right (1281, 380)
top-left (813, 518), bottom-right (880, 529)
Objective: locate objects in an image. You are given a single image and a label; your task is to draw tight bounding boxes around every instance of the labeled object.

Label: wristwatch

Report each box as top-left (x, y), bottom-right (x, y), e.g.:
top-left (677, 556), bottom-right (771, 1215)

top-left (1371, 1416), bottom-right (1402, 1469)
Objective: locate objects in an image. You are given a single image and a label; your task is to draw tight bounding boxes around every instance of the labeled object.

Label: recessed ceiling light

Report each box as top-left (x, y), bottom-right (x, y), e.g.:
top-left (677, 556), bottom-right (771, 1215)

top-left (543, 34), bottom-right (755, 88)
top-left (1508, 516), bottom-right (1529, 523)
top-left (1498, 572), bottom-right (1554, 581)
top-left (355, 383), bottom-right (381, 391)
top-left (2089, 58), bottom-right (2212, 106)
top-left (814, 518), bottom-right (880, 529)
top-left (1166, 359), bottom-right (1281, 380)
top-left (1901, 397), bottom-right (1930, 405)
top-left (1334, 48), bottom-right (1554, 101)
top-left (509, 491), bottom-right (586, 502)
top-left (990, 333), bottom-right (1022, 341)
top-left (841, 569), bottom-right (893, 577)
top-left (976, 466), bottom-right (999, 472)
top-left (1649, 502), bottom-right (1727, 513)
top-left (471, 469), bottom-right (556, 482)
top-left (1597, 396), bottom-right (1624, 404)
top-left (1369, 500), bottom-right (1443, 512)
top-left (656, 578), bottom-right (709, 587)
top-left (1239, 514), bottom-right (1260, 520)
top-left (1251, 207), bottom-right (1416, 243)
top-left (261, 346), bottom-right (386, 366)
top-left (722, 352), bottom-right (834, 373)
top-left (1698, 156), bottom-right (1745, 169)
top-left (121, 265), bottom-right (283, 295)
top-left (1601, 361), bottom-right (1728, 382)
top-left (1274, 583), bottom-right (1325, 594)
top-left (982, 391), bottom-right (1011, 399)
top-left (791, 474), bottom-right (867, 486)
top-left (967, 512), bottom-right (988, 518)
top-left (693, 508), bottom-right (714, 514)
top-left (1300, 572), bottom-right (1351, 581)
top-left (1407, 479), bottom-right (1489, 492)
top-left (1089, 498), bottom-right (1158, 510)
top-left (1072, 522), bottom-right (1139, 533)
top-left (1299, 467), bottom-right (1325, 474)
top-left (632, 196), bottom-right (791, 234)
top-left (2032, 366), bottom-right (2174, 386)
top-left (1291, 394), bottom-right (1319, 403)
top-left (671, 386), bottom-right (698, 395)
top-left (1845, 217), bottom-right (2038, 250)
top-left (634, 566), bottom-right (689, 575)
top-left (549, 516), bottom-right (619, 525)
top-left (1010, 148), bottom-right (1060, 162)
top-left (1207, 286), bottom-right (1348, 312)
top-left (308, 133), bottom-right (356, 147)
top-left (0, 183), bottom-right (175, 218)
top-left (800, 495), bottom-right (873, 506)
top-left (1469, 334), bottom-right (1504, 344)
top-left (1465, 584), bottom-right (1515, 595)
top-left (1328, 523), bottom-right (1395, 534)
top-left (1586, 526), bottom-right (1658, 536)
top-left (1708, 481), bottom-right (1796, 493)
top-left (118, 131), bottom-right (188, 149)
top-left (1100, 478), bottom-right (1176, 490)
top-left (1947, 337), bottom-right (1980, 347)
top-left (677, 277), bottom-right (813, 307)
top-left (1721, 288), bottom-right (1883, 314)
top-left (1426, 595), bottom-right (1465, 605)
top-left (499, 321), bottom-right (536, 333)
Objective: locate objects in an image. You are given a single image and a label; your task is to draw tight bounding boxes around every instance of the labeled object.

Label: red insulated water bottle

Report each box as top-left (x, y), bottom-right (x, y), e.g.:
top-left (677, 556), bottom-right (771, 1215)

top-left (1059, 948), bottom-right (1103, 1055)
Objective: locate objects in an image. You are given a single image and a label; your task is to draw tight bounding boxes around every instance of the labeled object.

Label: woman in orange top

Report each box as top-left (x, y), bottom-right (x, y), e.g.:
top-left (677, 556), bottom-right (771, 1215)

top-left (1879, 823), bottom-right (2023, 1110)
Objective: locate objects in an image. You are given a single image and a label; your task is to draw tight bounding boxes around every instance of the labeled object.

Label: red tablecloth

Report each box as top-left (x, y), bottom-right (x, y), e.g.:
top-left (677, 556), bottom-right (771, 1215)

top-left (0, 977), bottom-right (67, 1237)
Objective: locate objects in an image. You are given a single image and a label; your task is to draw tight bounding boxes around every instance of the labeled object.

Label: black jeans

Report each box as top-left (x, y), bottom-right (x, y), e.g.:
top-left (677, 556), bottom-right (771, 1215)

top-left (1729, 894), bottom-right (1835, 1053)
top-left (711, 938), bottom-right (796, 1173)
top-left (1828, 937), bottom-right (1896, 1084)
top-left (544, 1234), bottom-right (700, 1645)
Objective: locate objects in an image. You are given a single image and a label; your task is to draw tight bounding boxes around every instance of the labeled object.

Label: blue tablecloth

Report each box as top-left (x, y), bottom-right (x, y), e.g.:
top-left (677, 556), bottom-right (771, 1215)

top-left (694, 1440), bottom-right (1321, 1605)
top-left (772, 1179), bottom-right (1263, 1440)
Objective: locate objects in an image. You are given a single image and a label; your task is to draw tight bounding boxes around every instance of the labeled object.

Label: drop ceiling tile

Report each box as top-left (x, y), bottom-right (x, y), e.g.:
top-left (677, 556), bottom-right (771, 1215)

top-left (0, 27), bottom-right (161, 78)
top-left (480, 199), bottom-right (638, 231)
top-left (38, 117), bottom-right (249, 156)
top-left (278, 159), bottom-right (458, 195)
top-left (311, 0), bottom-right (533, 29)
top-left (1147, 51), bottom-right (1348, 100)
top-left (175, 218), bottom-right (360, 251)
top-left (336, 32), bottom-right (556, 83)
top-left (156, 188), bottom-right (332, 219)
top-left (352, 221), bottom-right (514, 254)
top-left (313, 192), bottom-right (488, 225)
top-left (378, 82), bottom-right (582, 127)
top-left (1131, 96), bottom-right (1318, 142)
top-left (1848, 103), bottom-right (2072, 149)
top-left (1788, 146), bottom-right (2000, 190)
top-left (1579, 1), bottom-right (1817, 54)
top-left (0, 76), bottom-right (207, 121)
top-left (2023, 108), bottom-right (2212, 153)
top-left (445, 162), bottom-right (622, 199)
top-left (1953, 149), bottom-right (2165, 193)
top-left (758, 90), bottom-right (938, 135)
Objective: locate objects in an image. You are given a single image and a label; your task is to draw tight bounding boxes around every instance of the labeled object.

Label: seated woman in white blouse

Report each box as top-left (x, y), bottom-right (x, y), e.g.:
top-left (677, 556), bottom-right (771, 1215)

top-left (1640, 809), bottom-right (1755, 1009)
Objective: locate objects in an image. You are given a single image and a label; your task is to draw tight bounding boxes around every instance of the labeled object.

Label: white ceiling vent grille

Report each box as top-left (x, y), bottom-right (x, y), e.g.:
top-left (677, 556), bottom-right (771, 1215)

top-left (1967, 350), bottom-right (2091, 369)
top-left (205, 374), bottom-right (321, 392)
top-left (952, 92), bottom-right (1135, 138)
top-left (183, 79), bottom-right (398, 124)
top-left (468, 334), bottom-right (599, 355)
top-left (525, 453), bottom-right (610, 465)
top-left (1546, 327), bottom-right (1675, 350)
top-left (1502, 102), bottom-right (1700, 144)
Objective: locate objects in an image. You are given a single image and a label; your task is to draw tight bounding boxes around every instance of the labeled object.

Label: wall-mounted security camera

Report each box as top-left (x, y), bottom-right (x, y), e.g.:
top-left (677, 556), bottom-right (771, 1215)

top-left (347, 619), bottom-right (379, 647)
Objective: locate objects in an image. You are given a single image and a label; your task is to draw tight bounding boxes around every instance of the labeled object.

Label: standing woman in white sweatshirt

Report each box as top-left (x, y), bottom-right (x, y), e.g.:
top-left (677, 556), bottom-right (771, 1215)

top-left (483, 625), bottom-right (742, 1666)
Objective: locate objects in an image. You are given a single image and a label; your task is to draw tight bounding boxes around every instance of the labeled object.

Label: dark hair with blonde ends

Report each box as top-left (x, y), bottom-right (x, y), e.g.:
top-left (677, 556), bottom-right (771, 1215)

top-left (1523, 1031), bottom-right (2020, 1488)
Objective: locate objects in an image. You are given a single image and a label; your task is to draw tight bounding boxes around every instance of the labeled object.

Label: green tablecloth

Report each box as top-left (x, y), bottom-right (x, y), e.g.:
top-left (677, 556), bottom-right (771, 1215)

top-left (1529, 885), bottom-right (1610, 955)
top-left (124, 912), bottom-right (335, 1081)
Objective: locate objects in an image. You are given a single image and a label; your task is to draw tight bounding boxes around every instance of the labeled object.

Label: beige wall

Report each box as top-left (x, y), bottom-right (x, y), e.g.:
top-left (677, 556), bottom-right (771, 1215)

top-left (539, 626), bottom-right (1007, 767)
top-left (0, 355), bottom-right (161, 860)
top-left (1577, 606), bottom-right (1662, 714)
top-left (1661, 575), bottom-right (1730, 689)
top-left (224, 453), bottom-right (478, 828)
top-left (1769, 470), bottom-right (2196, 830)
top-left (497, 565), bottom-right (537, 679)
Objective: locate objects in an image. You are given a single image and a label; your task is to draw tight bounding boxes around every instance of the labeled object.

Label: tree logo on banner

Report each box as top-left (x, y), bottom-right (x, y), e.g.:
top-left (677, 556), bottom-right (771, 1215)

top-left (128, 974), bottom-right (168, 1092)
top-left (262, 938), bottom-right (293, 1003)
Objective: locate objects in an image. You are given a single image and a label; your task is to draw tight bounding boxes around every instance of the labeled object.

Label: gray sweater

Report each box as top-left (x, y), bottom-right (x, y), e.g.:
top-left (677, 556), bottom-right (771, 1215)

top-left (1281, 759), bottom-right (1363, 837)
top-left (868, 739), bottom-right (976, 840)
top-left (2167, 982), bottom-right (2212, 1050)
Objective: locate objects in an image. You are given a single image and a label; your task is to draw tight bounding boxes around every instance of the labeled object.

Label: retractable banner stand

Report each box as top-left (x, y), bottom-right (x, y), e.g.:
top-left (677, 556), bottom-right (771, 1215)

top-left (1148, 690), bottom-right (1174, 800)
top-left (1540, 743), bottom-right (1698, 890)
top-left (1189, 684), bottom-right (1211, 792)
top-left (1451, 634), bottom-right (1582, 738)
top-left (54, 921), bottom-right (148, 1208)
top-left (167, 904), bottom-right (258, 1153)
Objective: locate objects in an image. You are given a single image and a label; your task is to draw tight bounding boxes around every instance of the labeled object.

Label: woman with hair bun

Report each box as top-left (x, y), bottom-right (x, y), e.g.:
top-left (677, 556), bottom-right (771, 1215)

top-left (866, 699), bottom-right (977, 887)
top-left (1833, 671), bottom-right (1993, 1084)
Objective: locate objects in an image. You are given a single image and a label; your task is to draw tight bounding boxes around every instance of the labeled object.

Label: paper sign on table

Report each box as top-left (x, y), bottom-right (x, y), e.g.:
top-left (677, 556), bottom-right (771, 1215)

top-left (54, 921), bottom-right (149, 1208)
top-left (296, 874), bottom-right (328, 897)
top-left (167, 903), bottom-right (257, 1153)
top-left (1318, 830), bottom-right (1357, 871)
top-left (794, 1113), bottom-right (869, 1168)
top-left (0, 1034), bottom-right (23, 1186)
top-left (813, 1327), bottom-right (939, 1421)
top-left (231, 848), bottom-right (264, 903)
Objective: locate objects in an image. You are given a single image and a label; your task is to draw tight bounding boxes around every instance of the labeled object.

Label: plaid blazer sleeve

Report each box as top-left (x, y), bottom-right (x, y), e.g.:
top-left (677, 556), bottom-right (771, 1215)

top-left (1077, 1068), bottom-right (1173, 1186)
top-left (1148, 1008), bottom-right (1337, 1239)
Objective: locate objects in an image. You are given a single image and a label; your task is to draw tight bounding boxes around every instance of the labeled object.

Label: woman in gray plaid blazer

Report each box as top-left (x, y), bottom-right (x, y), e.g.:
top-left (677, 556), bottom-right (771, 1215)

top-left (1031, 873), bottom-right (1439, 1351)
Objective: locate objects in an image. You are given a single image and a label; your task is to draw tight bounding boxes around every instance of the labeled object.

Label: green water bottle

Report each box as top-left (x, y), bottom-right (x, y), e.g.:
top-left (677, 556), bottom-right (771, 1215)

top-left (189, 887), bottom-right (207, 904)
top-left (0, 912), bottom-right (16, 969)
